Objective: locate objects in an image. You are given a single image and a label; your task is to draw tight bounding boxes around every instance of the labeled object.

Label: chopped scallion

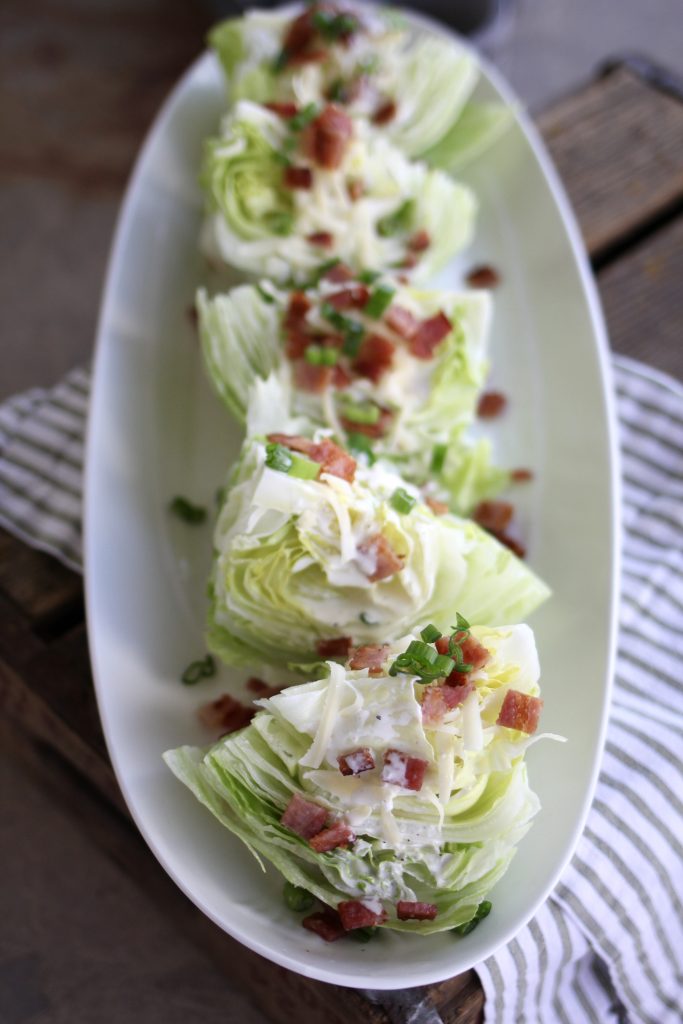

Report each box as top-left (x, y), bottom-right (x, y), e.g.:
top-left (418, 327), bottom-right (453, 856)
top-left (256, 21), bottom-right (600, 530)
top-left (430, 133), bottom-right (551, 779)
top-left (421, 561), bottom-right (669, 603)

top-left (430, 443), bottom-right (448, 474)
top-left (181, 654), bottom-right (215, 686)
top-left (288, 453), bottom-right (321, 480)
top-left (346, 433), bottom-right (376, 465)
top-left (283, 882), bottom-right (315, 913)
top-left (256, 283), bottom-right (276, 304)
top-left (338, 400), bottom-right (380, 425)
top-left (452, 901), bottom-right (492, 936)
top-left (420, 624), bottom-right (442, 644)
top-left (364, 284), bottom-right (395, 319)
top-left (390, 487), bottom-right (416, 514)
top-left (288, 102), bottom-right (319, 131)
top-left (272, 48), bottom-right (289, 73)
top-left (349, 926), bottom-right (378, 942)
top-left (169, 496), bottom-right (207, 525)
top-left (377, 198), bottom-right (415, 238)
top-left (357, 269), bottom-right (381, 284)
top-left (305, 344), bottom-right (339, 366)
top-left (265, 442), bottom-right (293, 473)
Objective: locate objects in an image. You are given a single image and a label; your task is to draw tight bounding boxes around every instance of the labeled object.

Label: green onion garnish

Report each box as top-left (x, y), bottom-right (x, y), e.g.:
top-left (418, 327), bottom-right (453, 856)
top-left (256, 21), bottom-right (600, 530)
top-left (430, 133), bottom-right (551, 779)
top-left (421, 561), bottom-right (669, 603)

top-left (321, 302), bottom-right (365, 355)
top-left (452, 901), bottom-right (492, 936)
top-left (169, 496), bottom-right (207, 525)
top-left (214, 486), bottom-right (226, 507)
top-left (357, 269), bottom-right (381, 284)
top-left (377, 198), bottom-right (415, 238)
top-left (265, 442), bottom-right (293, 473)
top-left (454, 612), bottom-right (471, 632)
top-left (364, 284), bottom-right (395, 319)
top-left (430, 443), bottom-right (448, 474)
top-left (420, 624), bottom-right (442, 643)
top-left (272, 48), bottom-right (289, 73)
top-left (270, 211), bottom-right (294, 237)
top-left (181, 654), bottom-right (215, 686)
top-left (288, 454), bottom-right (321, 480)
top-left (346, 433), bottom-right (376, 465)
top-left (305, 344), bottom-right (339, 366)
top-left (390, 487), bottom-right (416, 514)
top-left (338, 399), bottom-right (380, 426)
top-left (283, 882), bottom-right (315, 913)
top-left (256, 283), bottom-right (275, 304)
top-left (388, 638), bottom-right (455, 683)
top-left (349, 926), bottom-right (378, 942)
top-left (313, 10), bottom-right (358, 39)
top-left (360, 610), bottom-right (378, 625)
top-left (288, 102), bottom-right (319, 131)
top-left (327, 77), bottom-right (347, 103)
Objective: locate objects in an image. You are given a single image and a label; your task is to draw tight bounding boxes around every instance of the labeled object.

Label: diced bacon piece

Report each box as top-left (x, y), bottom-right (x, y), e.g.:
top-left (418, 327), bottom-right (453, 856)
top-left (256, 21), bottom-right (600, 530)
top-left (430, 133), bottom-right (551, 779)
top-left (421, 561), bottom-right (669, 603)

top-left (372, 99), bottom-right (397, 124)
top-left (443, 681), bottom-right (475, 707)
top-left (381, 749), bottom-right (428, 791)
top-left (495, 532), bottom-right (527, 558)
top-left (399, 252), bottom-right (418, 270)
top-left (317, 636), bottom-right (352, 658)
top-left (323, 262), bottom-right (354, 283)
top-left (358, 533), bottom-right (404, 581)
top-left (306, 105), bottom-right (353, 169)
top-left (338, 900), bottom-right (387, 931)
top-left (264, 101), bottom-right (299, 117)
top-left (420, 684), bottom-right (447, 725)
top-left (266, 434), bottom-right (356, 482)
top-left (325, 285), bottom-right (370, 310)
top-left (425, 496), bottom-right (449, 516)
top-left (511, 467), bottom-right (534, 482)
top-left (284, 166), bottom-right (313, 190)
top-left (348, 644), bottom-right (390, 672)
top-left (307, 231), bottom-right (335, 248)
top-left (332, 362), bottom-right (353, 389)
top-left (246, 676), bottom-right (283, 699)
top-left (353, 334), bottom-right (395, 384)
top-left (466, 264), bottom-right (501, 289)
top-left (198, 694), bottom-right (254, 734)
top-left (288, 47), bottom-right (327, 66)
top-left (283, 9), bottom-right (317, 56)
top-left (302, 909), bottom-right (346, 942)
top-left (437, 632), bottom-right (490, 673)
top-left (384, 304), bottom-right (419, 339)
top-left (477, 390), bottom-right (507, 418)
top-left (309, 822), bottom-right (355, 852)
top-left (408, 229), bottom-right (431, 252)
top-left (285, 291), bottom-right (312, 329)
top-left (497, 689), bottom-right (543, 734)
top-left (186, 303), bottom-right (198, 328)
top-left (285, 329), bottom-right (310, 360)
top-left (338, 747), bottom-right (375, 776)
top-left (396, 901), bottom-right (438, 921)
top-left (347, 178), bottom-right (364, 201)
top-left (281, 792), bottom-right (328, 838)
top-left (409, 312), bottom-right (452, 360)
top-left (293, 360), bottom-right (334, 393)
top-left (340, 406), bottom-right (393, 439)
top-left (473, 500), bottom-right (514, 534)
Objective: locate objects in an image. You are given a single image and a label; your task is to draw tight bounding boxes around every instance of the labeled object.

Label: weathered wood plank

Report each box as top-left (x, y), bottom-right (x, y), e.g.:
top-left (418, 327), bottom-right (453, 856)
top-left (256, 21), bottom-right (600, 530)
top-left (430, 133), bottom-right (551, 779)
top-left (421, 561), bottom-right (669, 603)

top-left (538, 65), bottom-right (683, 259)
top-left (0, 527), bottom-right (82, 631)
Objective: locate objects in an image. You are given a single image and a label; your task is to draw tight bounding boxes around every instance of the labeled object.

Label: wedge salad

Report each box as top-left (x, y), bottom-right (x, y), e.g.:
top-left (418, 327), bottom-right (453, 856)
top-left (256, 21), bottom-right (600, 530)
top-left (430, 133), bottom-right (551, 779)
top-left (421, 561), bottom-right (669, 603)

top-left (162, 1), bottom-right (558, 946)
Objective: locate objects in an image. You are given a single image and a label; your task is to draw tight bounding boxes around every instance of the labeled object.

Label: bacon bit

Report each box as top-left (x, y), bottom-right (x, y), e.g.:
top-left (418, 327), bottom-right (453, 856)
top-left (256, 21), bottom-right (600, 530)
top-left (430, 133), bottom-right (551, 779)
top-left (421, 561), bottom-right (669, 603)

top-left (186, 303), bottom-right (198, 328)
top-left (285, 291), bottom-right (312, 329)
top-left (436, 632), bottom-right (490, 673)
top-left (399, 252), bottom-right (419, 270)
top-left (466, 264), bottom-right (501, 289)
top-left (281, 792), bottom-right (328, 839)
top-left (305, 105), bottom-right (353, 169)
top-left (332, 362), bottom-right (353, 389)
top-left (384, 304), bottom-right (419, 339)
top-left (338, 900), bottom-right (387, 931)
top-left (310, 821), bottom-right (355, 852)
top-left (307, 231), bottom-right (335, 248)
top-left (421, 682), bottom-right (473, 724)
top-left (302, 909), bottom-right (346, 943)
top-left (340, 406), bottom-right (393, 439)
top-left (473, 500), bottom-right (514, 534)
top-left (381, 749), bottom-right (428, 791)
top-left (443, 681), bottom-right (475, 707)
top-left (324, 262), bottom-right (354, 283)
top-left (325, 285), bottom-right (370, 310)
top-left (477, 390), bottom-right (507, 418)
top-left (353, 333), bottom-right (395, 383)
top-left (285, 329), bottom-right (310, 360)
top-left (511, 468), bottom-right (534, 482)
top-left (317, 636), bottom-right (352, 658)
top-left (396, 901), bottom-right (438, 921)
top-left (347, 178), bottom-right (364, 201)
top-left (497, 690), bottom-right (543, 734)
top-left (358, 533), bottom-right (404, 581)
top-left (409, 312), bottom-right (452, 359)
top-left (246, 677), bottom-right (270, 695)
top-left (338, 748), bottom-right (375, 776)
top-left (348, 644), bottom-right (390, 672)
top-left (264, 101), bottom-right (299, 118)
top-left (495, 532), bottom-right (527, 559)
top-left (408, 229), bottom-right (431, 252)
top-left (284, 166), bottom-right (313, 190)
top-left (426, 496), bottom-right (449, 516)
top-left (396, 274), bottom-right (411, 285)
top-left (372, 99), bottom-right (397, 125)
top-left (293, 360), bottom-right (334, 393)
top-left (198, 694), bottom-right (255, 734)
top-left (288, 47), bottom-right (327, 66)
top-left (267, 434), bottom-right (356, 482)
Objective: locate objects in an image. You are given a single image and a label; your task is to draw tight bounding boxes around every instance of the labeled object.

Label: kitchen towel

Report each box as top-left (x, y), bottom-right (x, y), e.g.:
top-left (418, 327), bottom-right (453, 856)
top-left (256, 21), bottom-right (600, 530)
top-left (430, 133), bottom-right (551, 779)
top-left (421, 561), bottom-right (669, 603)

top-left (0, 355), bottom-right (681, 1024)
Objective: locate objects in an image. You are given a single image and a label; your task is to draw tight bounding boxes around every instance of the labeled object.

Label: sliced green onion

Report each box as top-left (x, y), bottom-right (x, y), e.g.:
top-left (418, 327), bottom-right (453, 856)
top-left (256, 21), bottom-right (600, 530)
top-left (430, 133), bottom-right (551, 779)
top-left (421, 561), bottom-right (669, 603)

top-left (338, 400), bottom-right (380, 425)
top-left (357, 268), bottom-right (381, 284)
top-left (454, 612), bottom-right (471, 632)
top-left (273, 150), bottom-right (292, 167)
top-left (272, 48), bottom-right (289, 73)
top-left (321, 302), bottom-right (365, 355)
top-left (288, 454), bottom-right (321, 480)
top-left (265, 442), bottom-right (293, 473)
top-left (283, 882), bottom-right (315, 913)
top-left (256, 283), bottom-right (276, 304)
top-left (405, 640), bottom-right (438, 664)
top-left (433, 654), bottom-right (457, 676)
top-left (289, 102), bottom-right (319, 132)
top-left (342, 325), bottom-right (365, 357)
top-left (360, 610), bottom-right (378, 625)
top-left (430, 443), bottom-right (448, 474)
top-left (307, 258), bottom-right (340, 288)
top-left (181, 655), bottom-right (215, 686)
top-left (313, 10), bottom-right (358, 39)
top-left (377, 199), bottom-right (415, 238)
top-left (169, 496), bottom-right (207, 525)
top-left (270, 211), bottom-right (294, 237)
top-left (214, 486), bottom-right (226, 507)
top-left (349, 926), bottom-right (378, 942)
top-left (327, 77), bottom-right (347, 103)
top-left (305, 344), bottom-right (339, 366)
top-left (452, 901), bottom-right (492, 936)
top-left (346, 432), bottom-right (376, 465)
top-left (420, 624), bottom-right (442, 644)
top-left (364, 284), bottom-right (396, 319)
top-left (390, 487), bottom-right (416, 515)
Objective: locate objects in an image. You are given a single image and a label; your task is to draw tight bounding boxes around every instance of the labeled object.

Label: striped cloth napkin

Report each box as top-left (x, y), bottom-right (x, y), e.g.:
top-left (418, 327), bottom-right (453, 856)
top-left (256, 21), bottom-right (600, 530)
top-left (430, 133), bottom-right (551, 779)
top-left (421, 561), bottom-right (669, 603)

top-left (1, 356), bottom-right (681, 1023)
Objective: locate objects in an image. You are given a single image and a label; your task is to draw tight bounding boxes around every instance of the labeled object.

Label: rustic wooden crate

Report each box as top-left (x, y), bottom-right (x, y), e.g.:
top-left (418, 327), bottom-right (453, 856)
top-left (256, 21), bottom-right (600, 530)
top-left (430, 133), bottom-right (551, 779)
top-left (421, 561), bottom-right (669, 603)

top-left (1, 59), bottom-right (682, 1024)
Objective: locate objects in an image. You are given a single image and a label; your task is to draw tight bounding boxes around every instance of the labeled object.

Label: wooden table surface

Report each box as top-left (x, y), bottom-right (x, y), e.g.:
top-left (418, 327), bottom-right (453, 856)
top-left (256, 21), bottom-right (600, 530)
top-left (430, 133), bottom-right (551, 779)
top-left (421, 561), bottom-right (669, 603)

top-left (1, 50), bottom-right (683, 1024)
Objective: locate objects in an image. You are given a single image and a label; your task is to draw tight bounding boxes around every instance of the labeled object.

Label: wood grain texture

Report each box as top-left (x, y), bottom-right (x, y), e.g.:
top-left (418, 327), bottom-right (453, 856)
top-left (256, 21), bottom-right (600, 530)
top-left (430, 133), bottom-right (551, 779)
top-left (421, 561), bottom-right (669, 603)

top-left (538, 65), bottom-right (683, 259)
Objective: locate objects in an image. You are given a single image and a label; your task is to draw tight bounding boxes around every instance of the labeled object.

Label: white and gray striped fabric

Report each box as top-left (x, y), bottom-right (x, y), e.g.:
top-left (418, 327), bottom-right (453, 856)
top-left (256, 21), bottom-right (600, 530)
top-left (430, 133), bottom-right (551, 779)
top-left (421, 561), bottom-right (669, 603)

top-left (1, 356), bottom-right (681, 1023)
